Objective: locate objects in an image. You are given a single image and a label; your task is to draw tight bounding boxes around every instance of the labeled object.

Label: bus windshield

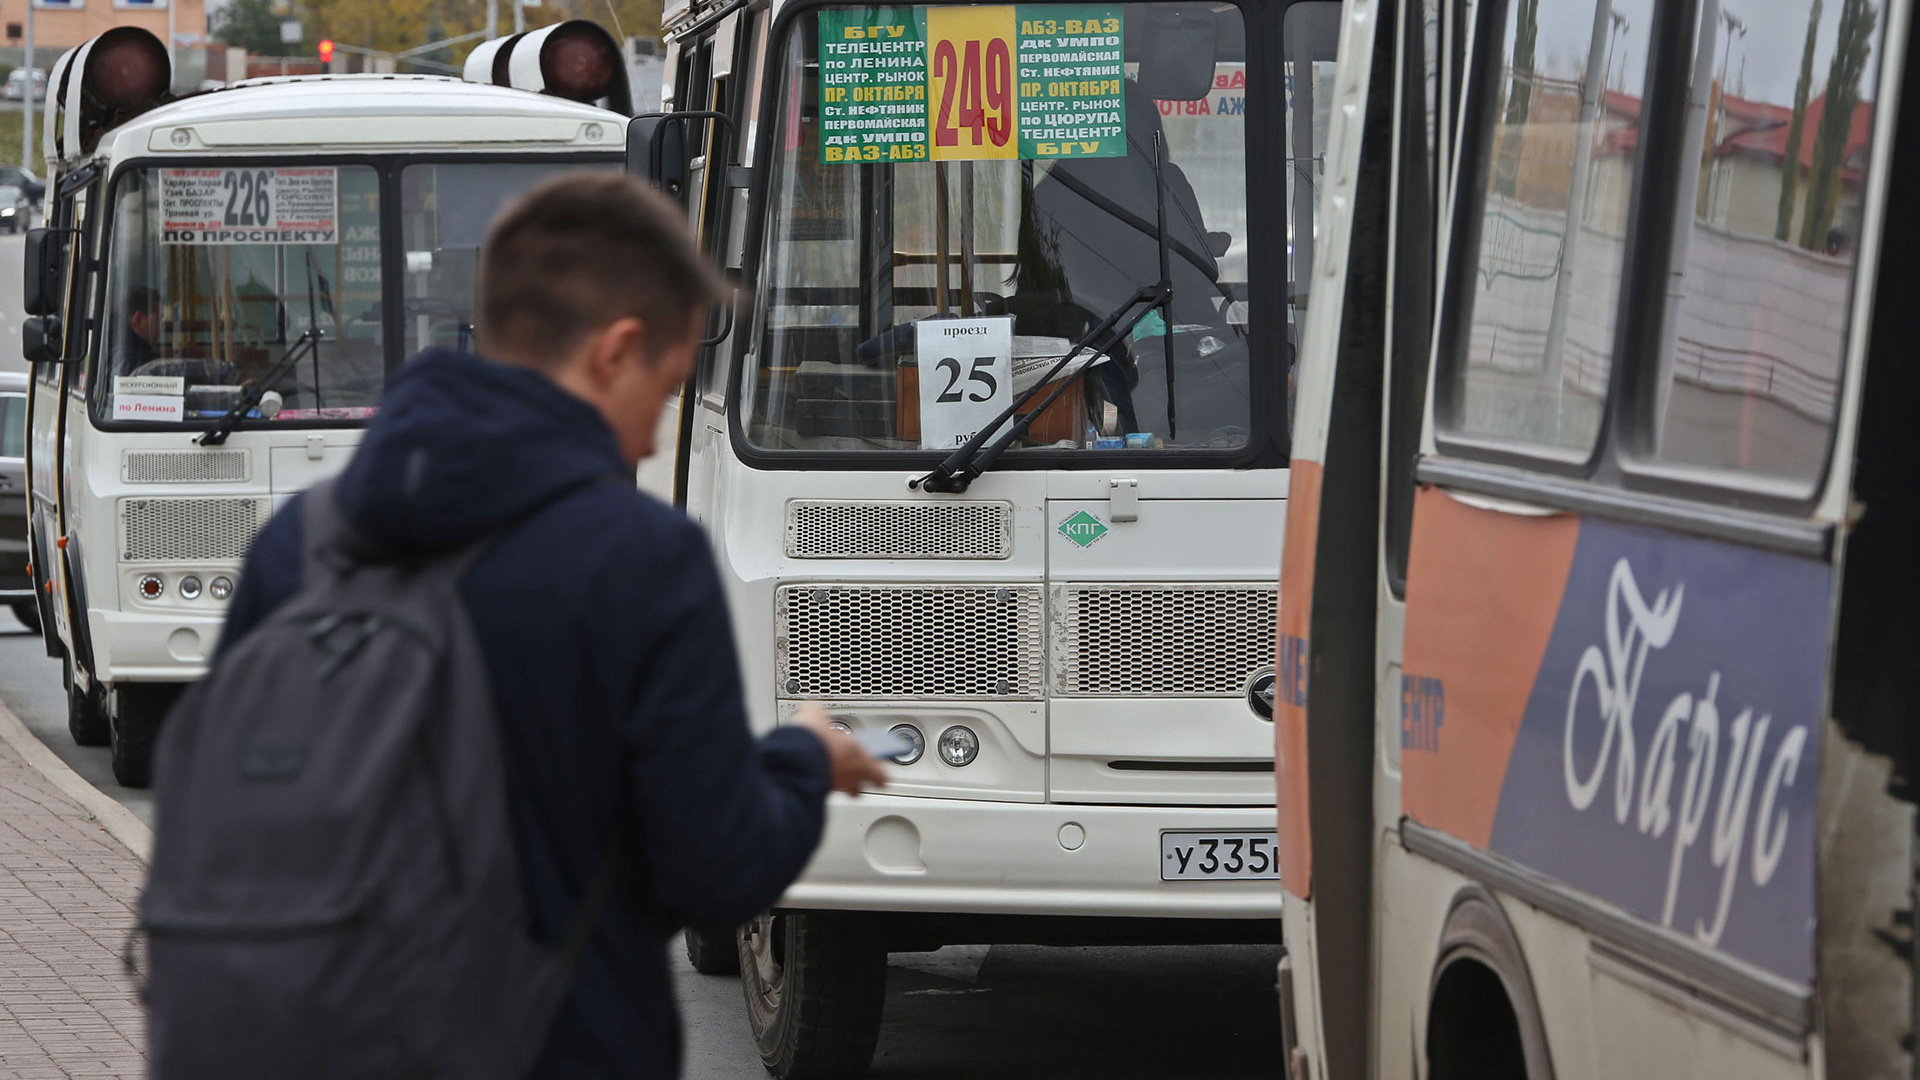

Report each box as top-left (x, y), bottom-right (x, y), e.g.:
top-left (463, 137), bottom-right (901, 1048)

top-left (92, 157), bottom-right (611, 428)
top-left (743, 1), bottom-right (1260, 454)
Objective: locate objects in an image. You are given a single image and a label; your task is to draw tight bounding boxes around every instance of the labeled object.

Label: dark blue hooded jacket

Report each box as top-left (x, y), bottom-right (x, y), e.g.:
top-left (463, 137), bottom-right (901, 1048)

top-left (219, 349), bottom-right (832, 1078)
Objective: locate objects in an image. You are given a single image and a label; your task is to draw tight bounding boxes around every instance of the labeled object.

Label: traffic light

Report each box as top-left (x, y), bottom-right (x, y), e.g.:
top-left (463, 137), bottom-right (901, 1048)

top-left (317, 39), bottom-right (335, 63)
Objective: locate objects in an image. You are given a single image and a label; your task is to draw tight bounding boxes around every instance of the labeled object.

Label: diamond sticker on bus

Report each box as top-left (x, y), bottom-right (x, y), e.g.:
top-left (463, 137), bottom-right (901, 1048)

top-left (817, 5), bottom-right (1125, 164)
top-left (159, 167), bottom-right (339, 245)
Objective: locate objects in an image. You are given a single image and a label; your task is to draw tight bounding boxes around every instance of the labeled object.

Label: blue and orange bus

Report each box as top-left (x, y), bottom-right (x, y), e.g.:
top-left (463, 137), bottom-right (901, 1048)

top-left (1274, 0), bottom-right (1914, 1073)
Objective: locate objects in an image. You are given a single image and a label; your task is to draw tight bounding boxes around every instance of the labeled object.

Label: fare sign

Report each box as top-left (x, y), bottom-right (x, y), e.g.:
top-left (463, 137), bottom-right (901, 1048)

top-left (818, 5), bottom-right (1126, 164)
top-left (160, 167), bottom-right (339, 245)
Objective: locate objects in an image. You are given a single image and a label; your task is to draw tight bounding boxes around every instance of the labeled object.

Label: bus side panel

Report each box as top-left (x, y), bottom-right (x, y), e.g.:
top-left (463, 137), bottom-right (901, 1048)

top-left (1275, 457), bottom-right (1321, 900)
top-left (1401, 486), bottom-right (1829, 987)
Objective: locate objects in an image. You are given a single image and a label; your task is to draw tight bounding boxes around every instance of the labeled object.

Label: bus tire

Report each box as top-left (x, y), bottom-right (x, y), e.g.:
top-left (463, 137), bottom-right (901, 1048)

top-left (11, 600), bottom-right (40, 633)
top-left (685, 927), bottom-right (742, 975)
top-left (738, 911), bottom-right (886, 1079)
top-left (66, 665), bottom-right (109, 747)
top-left (109, 684), bottom-right (177, 789)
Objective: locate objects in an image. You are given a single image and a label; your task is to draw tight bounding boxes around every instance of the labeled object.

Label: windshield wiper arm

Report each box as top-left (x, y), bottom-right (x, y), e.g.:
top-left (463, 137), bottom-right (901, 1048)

top-left (196, 328), bottom-right (320, 446)
top-left (912, 132), bottom-right (1179, 495)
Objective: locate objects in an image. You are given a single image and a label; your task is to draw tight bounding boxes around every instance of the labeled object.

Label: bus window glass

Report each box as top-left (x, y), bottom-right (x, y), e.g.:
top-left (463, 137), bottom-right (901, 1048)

top-left (95, 165), bottom-right (385, 424)
top-left (744, 1), bottom-right (1258, 453)
top-left (399, 161), bottom-right (618, 358)
top-left (1643, 0), bottom-right (1881, 487)
top-left (1445, 0), bottom-right (1653, 453)
top-left (0, 395), bottom-right (24, 458)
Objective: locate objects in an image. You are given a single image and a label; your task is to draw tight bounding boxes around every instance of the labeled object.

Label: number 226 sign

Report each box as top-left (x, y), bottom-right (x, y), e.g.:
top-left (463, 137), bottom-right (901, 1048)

top-left (916, 316), bottom-right (1013, 448)
top-left (160, 167), bottom-right (339, 245)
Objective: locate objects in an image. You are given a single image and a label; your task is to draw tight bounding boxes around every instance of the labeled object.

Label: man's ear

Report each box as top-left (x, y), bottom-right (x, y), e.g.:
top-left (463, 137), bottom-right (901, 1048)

top-left (585, 317), bottom-right (647, 384)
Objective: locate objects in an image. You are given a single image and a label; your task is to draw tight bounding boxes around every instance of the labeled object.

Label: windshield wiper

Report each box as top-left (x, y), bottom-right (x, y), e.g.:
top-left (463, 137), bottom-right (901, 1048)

top-left (198, 250), bottom-right (330, 447)
top-left (913, 131), bottom-right (1178, 495)
top-left (196, 327), bottom-right (321, 447)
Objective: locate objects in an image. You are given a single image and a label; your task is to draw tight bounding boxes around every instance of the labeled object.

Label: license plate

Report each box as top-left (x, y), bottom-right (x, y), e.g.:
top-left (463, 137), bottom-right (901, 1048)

top-left (1160, 831), bottom-right (1280, 881)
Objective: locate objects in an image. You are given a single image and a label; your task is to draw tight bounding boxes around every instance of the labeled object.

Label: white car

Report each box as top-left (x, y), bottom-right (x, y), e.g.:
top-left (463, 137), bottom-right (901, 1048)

top-left (0, 185), bottom-right (29, 233)
top-left (3, 68), bottom-right (47, 103)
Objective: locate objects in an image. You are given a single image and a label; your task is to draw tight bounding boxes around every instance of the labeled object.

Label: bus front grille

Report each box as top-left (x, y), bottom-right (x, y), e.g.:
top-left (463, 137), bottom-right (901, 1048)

top-left (776, 584), bottom-right (1043, 698)
top-left (785, 500), bottom-right (1012, 560)
top-left (121, 450), bottom-right (250, 484)
top-left (1050, 584), bottom-right (1277, 697)
top-left (120, 497), bottom-right (272, 562)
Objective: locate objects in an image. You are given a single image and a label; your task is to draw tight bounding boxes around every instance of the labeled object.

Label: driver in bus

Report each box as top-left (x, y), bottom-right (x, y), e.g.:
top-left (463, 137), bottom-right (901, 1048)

top-left (114, 285), bottom-right (163, 374)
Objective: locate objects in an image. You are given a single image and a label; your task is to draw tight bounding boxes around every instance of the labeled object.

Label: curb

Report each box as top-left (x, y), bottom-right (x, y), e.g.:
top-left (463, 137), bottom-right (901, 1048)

top-left (0, 701), bottom-right (153, 863)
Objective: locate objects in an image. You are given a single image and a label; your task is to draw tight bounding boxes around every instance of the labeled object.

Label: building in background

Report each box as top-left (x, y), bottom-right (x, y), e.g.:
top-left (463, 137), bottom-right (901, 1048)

top-left (0, 0), bottom-right (210, 88)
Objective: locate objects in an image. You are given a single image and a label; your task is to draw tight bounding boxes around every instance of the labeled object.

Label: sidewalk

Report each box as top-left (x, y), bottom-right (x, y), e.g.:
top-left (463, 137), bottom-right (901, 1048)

top-left (0, 738), bottom-right (146, 1079)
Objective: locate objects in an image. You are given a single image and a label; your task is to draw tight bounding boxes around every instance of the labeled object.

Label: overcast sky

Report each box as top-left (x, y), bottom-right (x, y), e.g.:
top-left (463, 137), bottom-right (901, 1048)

top-left (1520, 0), bottom-right (1881, 107)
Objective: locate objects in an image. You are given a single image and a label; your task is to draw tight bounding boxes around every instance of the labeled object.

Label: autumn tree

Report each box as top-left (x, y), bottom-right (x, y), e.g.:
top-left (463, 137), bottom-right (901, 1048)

top-left (1494, 0), bottom-right (1541, 198)
top-left (1774, 0), bottom-right (1820, 241)
top-left (211, 0), bottom-right (298, 55)
top-left (1799, 0), bottom-right (1876, 250)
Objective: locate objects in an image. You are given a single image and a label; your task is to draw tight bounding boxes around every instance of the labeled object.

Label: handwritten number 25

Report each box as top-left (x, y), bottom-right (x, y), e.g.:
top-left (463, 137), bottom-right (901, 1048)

top-left (935, 357), bottom-right (999, 403)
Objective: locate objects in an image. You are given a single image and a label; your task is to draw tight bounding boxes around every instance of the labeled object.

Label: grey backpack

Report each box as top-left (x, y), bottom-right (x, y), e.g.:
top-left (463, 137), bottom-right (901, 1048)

top-left (139, 479), bottom-right (612, 1080)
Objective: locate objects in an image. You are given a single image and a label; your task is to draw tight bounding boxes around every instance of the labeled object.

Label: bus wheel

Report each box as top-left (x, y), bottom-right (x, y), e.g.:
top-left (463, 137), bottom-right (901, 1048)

top-left (109, 684), bottom-right (178, 789)
top-left (11, 600), bottom-right (40, 633)
top-left (738, 912), bottom-right (886, 1079)
top-left (685, 927), bottom-right (742, 976)
top-left (66, 665), bottom-right (109, 747)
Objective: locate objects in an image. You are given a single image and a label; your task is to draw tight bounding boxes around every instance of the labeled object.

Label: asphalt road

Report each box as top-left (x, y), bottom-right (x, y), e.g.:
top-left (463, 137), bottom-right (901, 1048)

top-left (0, 230), bottom-right (1286, 1078)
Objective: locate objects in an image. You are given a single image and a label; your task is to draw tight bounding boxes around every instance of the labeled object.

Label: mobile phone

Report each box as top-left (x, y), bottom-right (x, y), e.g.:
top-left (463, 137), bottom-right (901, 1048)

top-left (853, 727), bottom-right (915, 760)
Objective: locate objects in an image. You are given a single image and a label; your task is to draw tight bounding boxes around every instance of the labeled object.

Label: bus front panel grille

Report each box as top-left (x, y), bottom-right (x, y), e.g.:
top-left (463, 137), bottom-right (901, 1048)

top-left (776, 584), bottom-right (1043, 698)
top-left (1050, 584), bottom-right (1277, 697)
top-left (121, 450), bottom-right (251, 484)
top-left (120, 497), bottom-right (271, 562)
top-left (785, 500), bottom-right (1012, 560)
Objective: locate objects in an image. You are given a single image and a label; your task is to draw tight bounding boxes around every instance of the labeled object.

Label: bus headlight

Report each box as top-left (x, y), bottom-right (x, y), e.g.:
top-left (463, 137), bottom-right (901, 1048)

top-left (209, 576), bottom-right (234, 601)
top-left (937, 726), bottom-right (979, 767)
top-left (136, 574), bottom-right (164, 600)
top-left (887, 724), bottom-right (924, 765)
top-left (178, 575), bottom-right (202, 600)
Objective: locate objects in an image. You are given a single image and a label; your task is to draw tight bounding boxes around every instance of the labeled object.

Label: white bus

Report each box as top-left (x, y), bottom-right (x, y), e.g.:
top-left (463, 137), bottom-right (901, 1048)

top-left (1275, 0), bottom-right (1915, 1072)
top-left (23, 24), bottom-right (633, 787)
top-left (633, 0), bottom-right (1339, 1073)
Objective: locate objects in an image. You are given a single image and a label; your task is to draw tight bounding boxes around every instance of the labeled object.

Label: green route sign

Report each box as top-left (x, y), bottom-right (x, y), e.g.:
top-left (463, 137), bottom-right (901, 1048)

top-left (817, 4), bottom-right (1126, 165)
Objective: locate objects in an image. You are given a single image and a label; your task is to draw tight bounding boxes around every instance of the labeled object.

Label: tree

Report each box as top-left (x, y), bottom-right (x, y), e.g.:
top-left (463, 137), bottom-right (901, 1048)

top-left (211, 0), bottom-right (298, 55)
top-left (1495, 0), bottom-right (1541, 198)
top-left (1775, 0), bottom-right (1820, 241)
top-left (1799, 0), bottom-right (1876, 250)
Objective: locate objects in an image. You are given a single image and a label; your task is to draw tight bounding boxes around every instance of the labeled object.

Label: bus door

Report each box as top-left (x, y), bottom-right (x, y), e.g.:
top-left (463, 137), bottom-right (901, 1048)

top-left (640, 1), bottom-right (769, 513)
top-left (1280, 0), bottom-right (1916, 1071)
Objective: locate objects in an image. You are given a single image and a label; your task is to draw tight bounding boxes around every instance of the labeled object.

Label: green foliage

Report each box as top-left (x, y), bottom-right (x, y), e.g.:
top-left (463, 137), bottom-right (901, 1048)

top-left (212, 0), bottom-right (299, 55)
top-left (1799, 0), bottom-right (1876, 250)
top-left (1775, 0), bottom-right (1820, 242)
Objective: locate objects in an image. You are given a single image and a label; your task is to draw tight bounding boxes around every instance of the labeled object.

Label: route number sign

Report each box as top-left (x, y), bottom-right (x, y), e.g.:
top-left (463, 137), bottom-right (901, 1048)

top-left (160, 167), bottom-right (339, 245)
top-left (818, 4), bottom-right (1126, 164)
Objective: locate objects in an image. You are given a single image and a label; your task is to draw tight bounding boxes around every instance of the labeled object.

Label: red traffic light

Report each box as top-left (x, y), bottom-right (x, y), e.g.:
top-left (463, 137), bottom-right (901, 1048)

top-left (317, 39), bottom-right (335, 62)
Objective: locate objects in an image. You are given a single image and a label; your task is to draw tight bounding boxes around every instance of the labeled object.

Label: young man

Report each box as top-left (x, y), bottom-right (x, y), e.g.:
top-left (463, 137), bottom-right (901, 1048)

top-left (215, 173), bottom-right (887, 1077)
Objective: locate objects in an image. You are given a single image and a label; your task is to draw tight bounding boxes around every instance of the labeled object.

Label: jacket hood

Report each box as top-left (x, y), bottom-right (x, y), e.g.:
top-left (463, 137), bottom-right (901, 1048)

top-left (334, 349), bottom-right (627, 553)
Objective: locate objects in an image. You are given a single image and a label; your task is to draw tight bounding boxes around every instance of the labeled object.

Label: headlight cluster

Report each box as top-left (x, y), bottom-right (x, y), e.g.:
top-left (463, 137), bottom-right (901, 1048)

top-left (874, 723), bottom-right (979, 767)
top-left (134, 573), bottom-right (234, 604)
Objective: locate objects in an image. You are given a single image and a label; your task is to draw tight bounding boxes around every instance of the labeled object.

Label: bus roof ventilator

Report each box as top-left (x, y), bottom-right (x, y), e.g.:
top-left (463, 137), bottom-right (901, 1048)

top-left (44, 26), bottom-right (172, 162)
top-left (463, 21), bottom-right (634, 115)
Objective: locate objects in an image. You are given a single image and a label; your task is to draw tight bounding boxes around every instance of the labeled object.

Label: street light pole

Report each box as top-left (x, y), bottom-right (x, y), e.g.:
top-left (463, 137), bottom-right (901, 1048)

top-left (513, 0), bottom-right (525, 34)
top-left (487, 0), bottom-right (498, 40)
top-left (167, 0), bottom-right (177, 84)
top-left (21, 0), bottom-right (33, 171)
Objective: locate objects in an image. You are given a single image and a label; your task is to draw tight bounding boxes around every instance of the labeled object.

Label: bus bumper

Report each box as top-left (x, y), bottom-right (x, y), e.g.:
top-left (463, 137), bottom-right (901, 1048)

top-left (86, 608), bottom-right (220, 683)
top-left (783, 794), bottom-right (1284, 920)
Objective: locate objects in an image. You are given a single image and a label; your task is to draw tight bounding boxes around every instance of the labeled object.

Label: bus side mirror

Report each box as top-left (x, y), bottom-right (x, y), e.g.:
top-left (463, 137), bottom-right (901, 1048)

top-left (627, 111), bottom-right (736, 210)
top-left (22, 315), bottom-right (62, 364)
top-left (23, 227), bottom-right (77, 318)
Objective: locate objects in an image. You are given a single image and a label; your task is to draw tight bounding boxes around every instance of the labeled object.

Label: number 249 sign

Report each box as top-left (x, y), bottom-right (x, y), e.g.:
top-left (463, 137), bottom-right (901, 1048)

top-left (917, 316), bottom-right (1013, 448)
